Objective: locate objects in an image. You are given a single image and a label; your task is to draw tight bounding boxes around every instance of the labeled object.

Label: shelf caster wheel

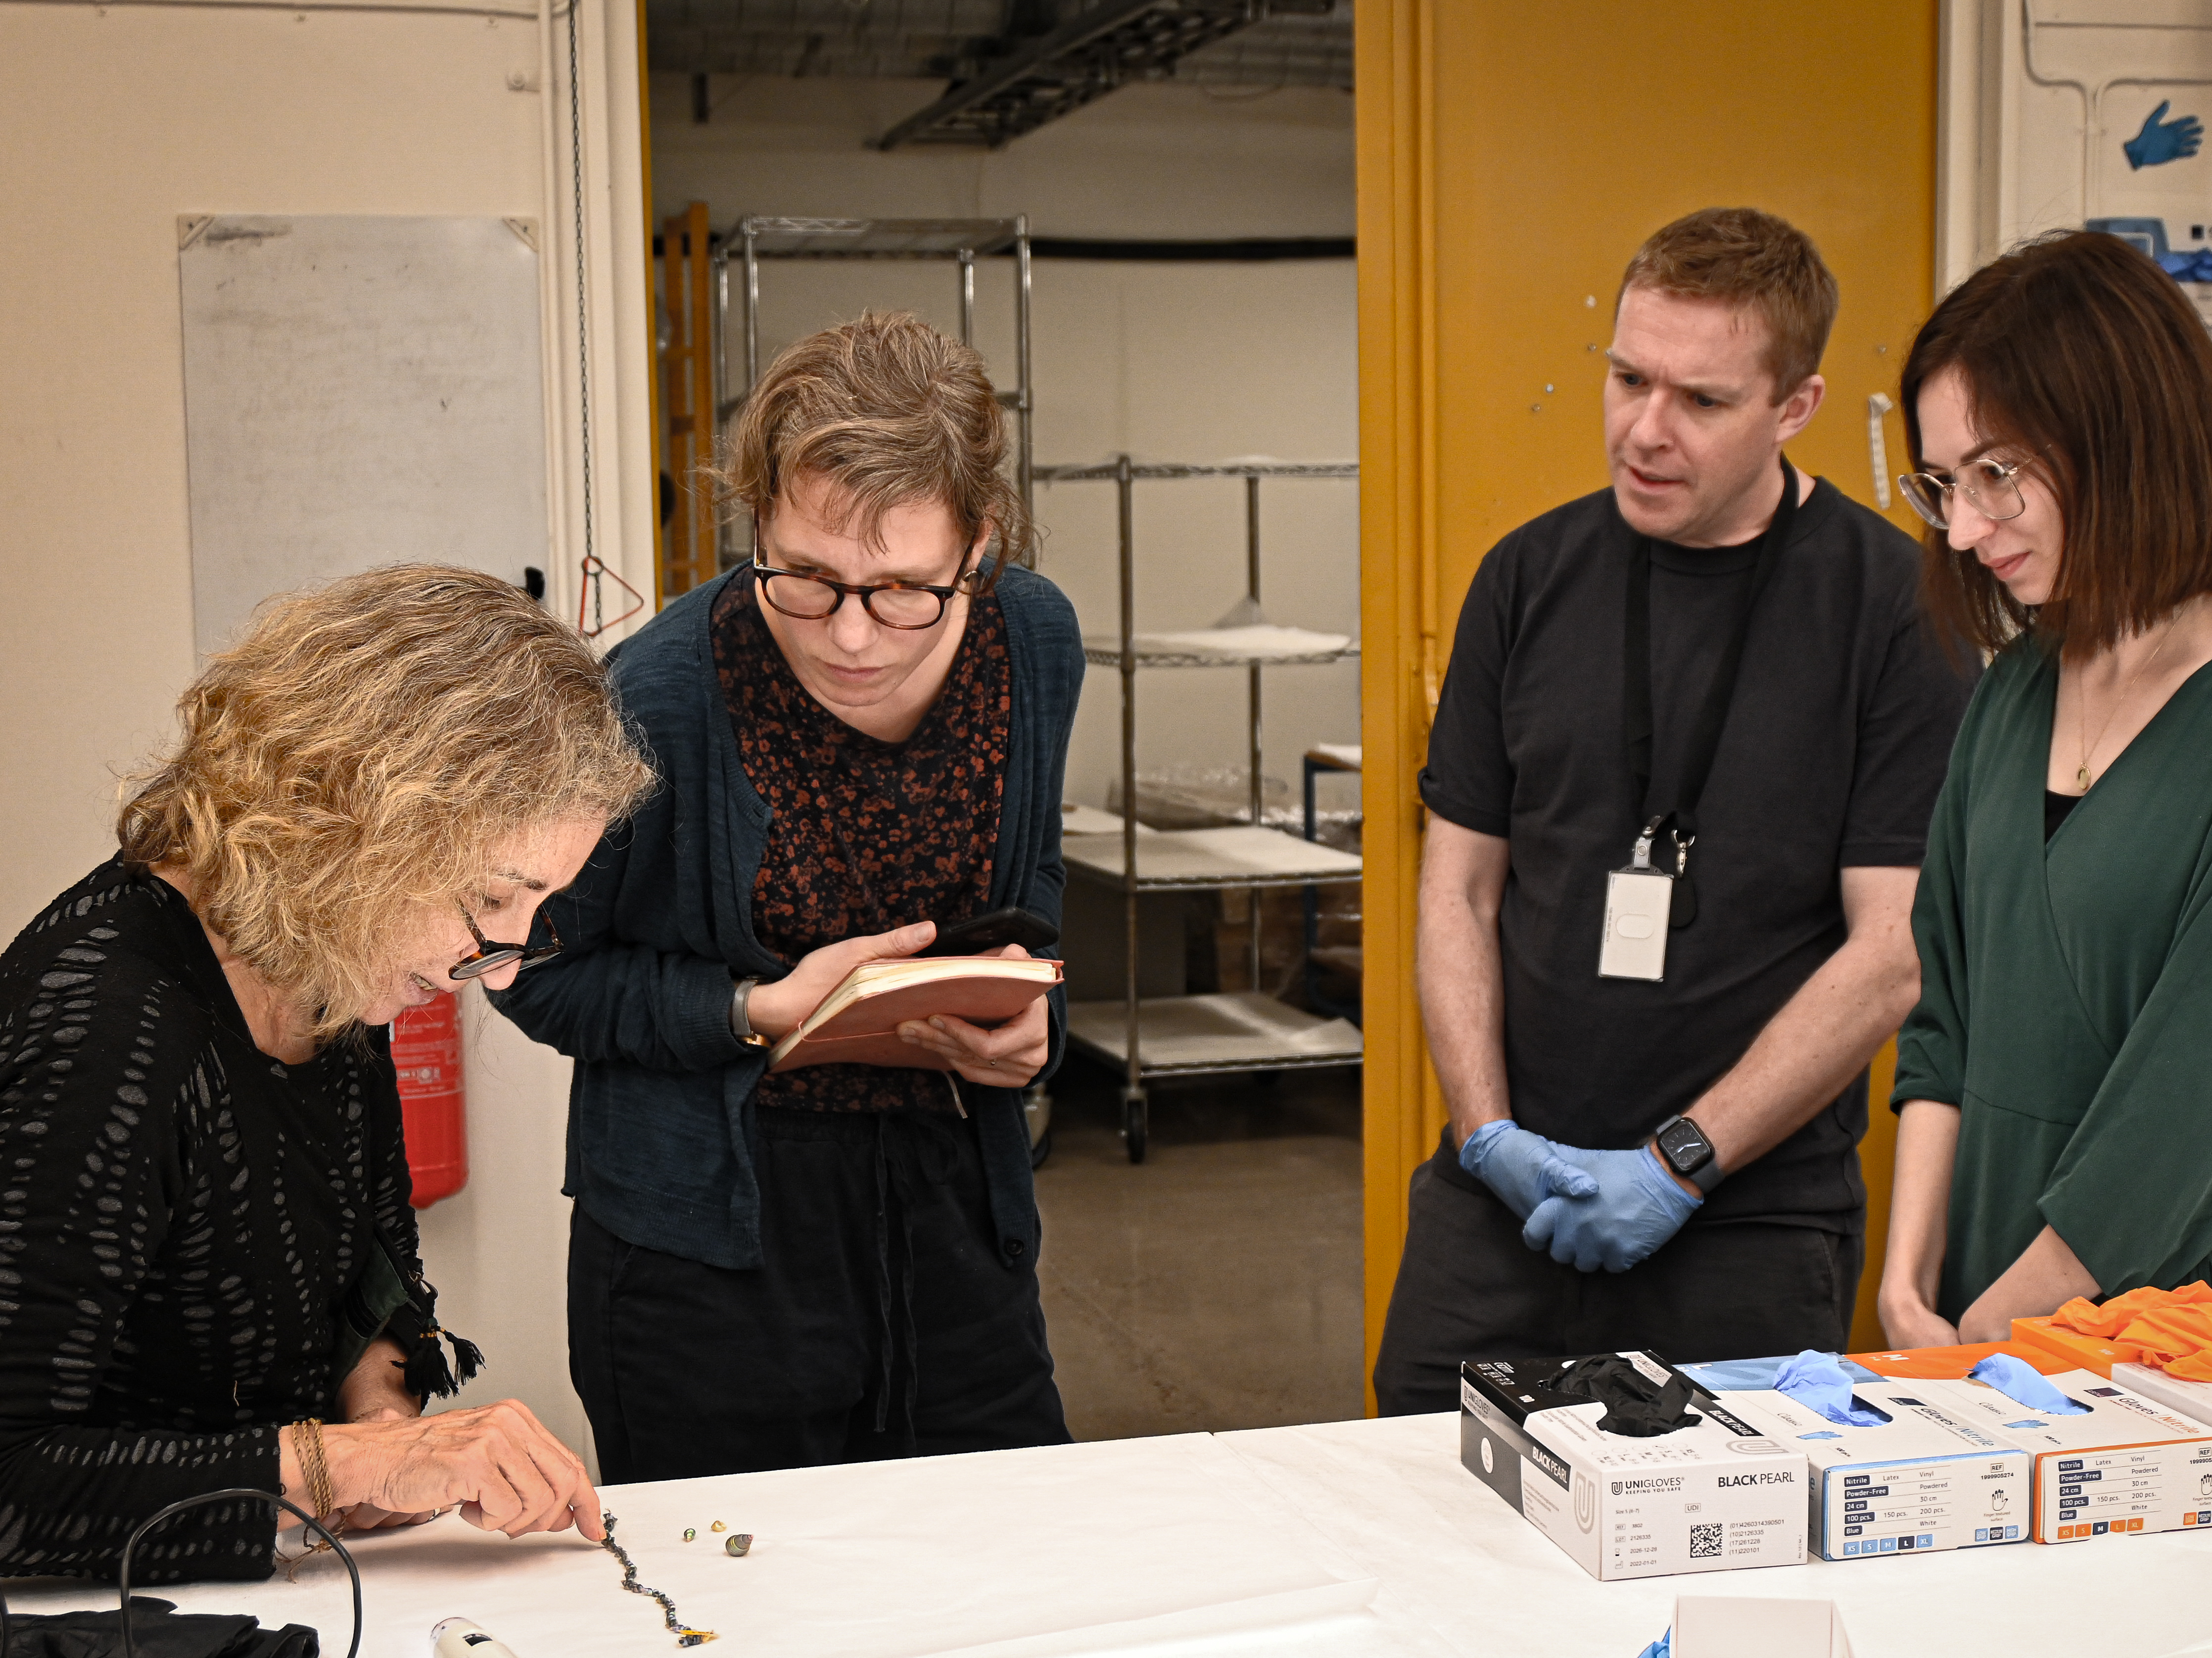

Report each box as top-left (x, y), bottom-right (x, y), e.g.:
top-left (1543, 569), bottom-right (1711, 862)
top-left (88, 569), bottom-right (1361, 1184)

top-left (1122, 1090), bottom-right (1149, 1164)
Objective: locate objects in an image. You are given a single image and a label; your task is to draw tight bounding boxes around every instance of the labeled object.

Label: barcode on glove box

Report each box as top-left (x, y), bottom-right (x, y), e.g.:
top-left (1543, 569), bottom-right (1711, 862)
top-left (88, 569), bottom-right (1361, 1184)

top-left (1689, 1523), bottom-right (1722, 1559)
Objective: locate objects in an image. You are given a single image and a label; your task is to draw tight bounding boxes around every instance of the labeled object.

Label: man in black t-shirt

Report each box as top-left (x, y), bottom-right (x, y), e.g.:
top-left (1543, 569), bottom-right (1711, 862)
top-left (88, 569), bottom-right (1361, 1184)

top-left (1373, 208), bottom-right (1976, 1413)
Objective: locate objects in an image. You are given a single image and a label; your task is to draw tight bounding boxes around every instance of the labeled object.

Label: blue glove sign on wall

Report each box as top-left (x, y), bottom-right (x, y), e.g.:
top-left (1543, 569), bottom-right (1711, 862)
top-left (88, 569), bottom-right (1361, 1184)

top-left (2125, 101), bottom-right (2203, 170)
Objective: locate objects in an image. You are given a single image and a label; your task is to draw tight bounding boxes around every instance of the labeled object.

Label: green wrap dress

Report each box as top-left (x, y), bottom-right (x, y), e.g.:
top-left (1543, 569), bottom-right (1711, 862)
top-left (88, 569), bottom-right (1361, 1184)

top-left (1893, 639), bottom-right (2212, 1322)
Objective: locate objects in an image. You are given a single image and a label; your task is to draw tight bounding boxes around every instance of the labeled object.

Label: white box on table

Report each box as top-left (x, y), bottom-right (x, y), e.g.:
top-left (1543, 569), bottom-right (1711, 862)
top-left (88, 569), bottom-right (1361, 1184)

top-left (1716, 1382), bottom-right (2028, 1559)
top-left (1920, 1369), bottom-right (2212, 1541)
top-left (2111, 1361), bottom-right (2212, 1433)
top-left (1671, 1595), bottom-right (1855, 1658)
top-left (1459, 1351), bottom-right (1806, 1581)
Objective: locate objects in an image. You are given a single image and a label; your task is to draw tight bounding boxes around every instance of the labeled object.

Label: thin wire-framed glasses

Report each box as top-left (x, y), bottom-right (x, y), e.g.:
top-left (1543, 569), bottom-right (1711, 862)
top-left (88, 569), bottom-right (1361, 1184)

top-left (447, 907), bottom-right (563, 983)
top-left (1896, 456), bottom-right (2032, 530)
top-left (751, 552), bottom-right (976, 630)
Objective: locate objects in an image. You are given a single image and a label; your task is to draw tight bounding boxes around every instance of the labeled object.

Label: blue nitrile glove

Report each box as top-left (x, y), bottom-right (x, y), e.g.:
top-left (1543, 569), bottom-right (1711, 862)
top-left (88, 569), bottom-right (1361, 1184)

top-left (1969, 1352), bottom-right (2089, 1415)
top-left (1459, 1119), bottom-right (1600, 1222)
top-left (1773, 1350), bottom-right (1892, 1427)
top-left (1634, 1628), bottom-right (1671, 1658)
top-left (1684, 1352), bottom-right (1882, 1393)
top-left (2125, 100), bottom-right (2203, 169)
top-left (1521, 1144), bottom-right (1699, 1273)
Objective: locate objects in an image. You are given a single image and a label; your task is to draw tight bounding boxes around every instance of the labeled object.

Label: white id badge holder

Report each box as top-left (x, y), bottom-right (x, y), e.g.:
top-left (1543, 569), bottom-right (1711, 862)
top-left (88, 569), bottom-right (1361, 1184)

top-left (1599, 816), bottom-right (1676, 981)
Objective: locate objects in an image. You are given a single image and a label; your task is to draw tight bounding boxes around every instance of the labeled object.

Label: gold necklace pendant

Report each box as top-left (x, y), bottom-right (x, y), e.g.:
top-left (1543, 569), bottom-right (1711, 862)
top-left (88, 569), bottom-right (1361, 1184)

top-left (2075, 612), bottom-right (2185, 798)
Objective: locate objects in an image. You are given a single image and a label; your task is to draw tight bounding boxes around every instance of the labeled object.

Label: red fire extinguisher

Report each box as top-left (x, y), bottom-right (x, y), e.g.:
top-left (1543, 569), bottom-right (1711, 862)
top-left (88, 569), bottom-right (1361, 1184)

top-left (391, 998), bottom-right (468, 1208)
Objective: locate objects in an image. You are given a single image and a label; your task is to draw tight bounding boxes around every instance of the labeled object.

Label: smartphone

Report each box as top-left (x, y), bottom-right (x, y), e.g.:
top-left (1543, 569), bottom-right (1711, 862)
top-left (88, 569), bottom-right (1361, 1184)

top-left (917, 907), bottom-right (1060, 958)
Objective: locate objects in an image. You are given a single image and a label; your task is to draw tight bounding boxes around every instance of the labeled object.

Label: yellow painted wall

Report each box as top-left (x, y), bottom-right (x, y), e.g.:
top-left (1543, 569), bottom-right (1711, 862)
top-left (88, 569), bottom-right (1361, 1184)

top-left (1357, 0), bottom-right (1940, 1400)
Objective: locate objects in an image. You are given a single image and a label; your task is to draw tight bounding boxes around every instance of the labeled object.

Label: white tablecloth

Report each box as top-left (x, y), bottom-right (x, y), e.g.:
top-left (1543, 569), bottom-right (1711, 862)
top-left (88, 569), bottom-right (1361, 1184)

top-left (7, 1415), bottom-right (2208, 1657)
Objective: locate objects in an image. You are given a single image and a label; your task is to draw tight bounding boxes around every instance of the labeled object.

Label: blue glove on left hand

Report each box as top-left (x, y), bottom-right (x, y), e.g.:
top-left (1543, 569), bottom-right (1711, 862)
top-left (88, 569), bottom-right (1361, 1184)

top-left (1521, 1144), bottom-right (1700, 1274)
top-left (1459, 1119), bottom-right (1600, 1222)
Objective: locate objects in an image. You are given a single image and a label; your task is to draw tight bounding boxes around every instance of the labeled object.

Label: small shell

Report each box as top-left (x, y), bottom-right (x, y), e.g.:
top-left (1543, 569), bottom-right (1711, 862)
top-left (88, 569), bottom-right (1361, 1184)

top-left (710, 1520), bottom-right (726, 1532)
top-left (682, 1528), bottom-right (696, 1542)
top-left (725, 1533), bottom-right (753, 1557)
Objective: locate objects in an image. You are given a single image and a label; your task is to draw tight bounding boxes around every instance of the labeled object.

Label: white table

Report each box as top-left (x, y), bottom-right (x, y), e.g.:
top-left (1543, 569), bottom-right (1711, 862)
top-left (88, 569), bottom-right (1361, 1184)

top-left (8, 1415), bottom-right (2208, 1658)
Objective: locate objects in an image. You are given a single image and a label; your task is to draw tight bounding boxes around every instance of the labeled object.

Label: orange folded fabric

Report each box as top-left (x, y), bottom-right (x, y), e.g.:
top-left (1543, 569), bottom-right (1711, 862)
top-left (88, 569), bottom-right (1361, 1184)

top-left (2166, 1348), bottom-right (2212, 1383)
top-left (2050, 1282), bottom-right (2207, 1339)
top-left (2114, 1305), bottom-right (2212, 1371)
top-left (2052, 1282), bottom-right (2212, 1375)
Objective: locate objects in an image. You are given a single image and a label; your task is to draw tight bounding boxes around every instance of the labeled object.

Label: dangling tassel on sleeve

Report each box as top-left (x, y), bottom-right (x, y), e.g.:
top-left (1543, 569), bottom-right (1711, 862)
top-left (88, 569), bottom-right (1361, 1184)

top-left (373, 1224), bottom-right (486, 1401)
top-left (399, 1324), bottom-right (485, 1401)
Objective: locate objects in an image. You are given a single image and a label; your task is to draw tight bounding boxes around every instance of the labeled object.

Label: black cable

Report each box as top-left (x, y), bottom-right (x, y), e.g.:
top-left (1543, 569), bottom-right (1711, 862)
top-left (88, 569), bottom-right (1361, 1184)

top-left (117, 1488), bottom-right (361, 1658)
top-left (565, 0), bottom-right (600, 636)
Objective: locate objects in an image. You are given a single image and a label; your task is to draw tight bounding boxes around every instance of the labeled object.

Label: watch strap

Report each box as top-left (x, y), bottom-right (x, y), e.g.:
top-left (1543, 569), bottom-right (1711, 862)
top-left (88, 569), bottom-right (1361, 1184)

top-left (730, 977), bottom-right (769, 1048)
top-left (1654, 1113), bottom-right (1725, 1194)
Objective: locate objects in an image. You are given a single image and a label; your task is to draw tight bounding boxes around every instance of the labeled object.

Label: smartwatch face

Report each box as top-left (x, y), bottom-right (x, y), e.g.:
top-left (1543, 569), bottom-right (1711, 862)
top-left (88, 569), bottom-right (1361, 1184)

top-left (1659, 1118), bottom-right (1713, 1174)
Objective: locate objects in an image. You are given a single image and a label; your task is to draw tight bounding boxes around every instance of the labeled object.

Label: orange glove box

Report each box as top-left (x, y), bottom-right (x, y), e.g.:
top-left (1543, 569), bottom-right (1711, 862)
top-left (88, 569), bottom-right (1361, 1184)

top-left (2009, 1318), bottom-right (2135, 1378)
top-left (1849, 1341), bottom-right (2070, 1381)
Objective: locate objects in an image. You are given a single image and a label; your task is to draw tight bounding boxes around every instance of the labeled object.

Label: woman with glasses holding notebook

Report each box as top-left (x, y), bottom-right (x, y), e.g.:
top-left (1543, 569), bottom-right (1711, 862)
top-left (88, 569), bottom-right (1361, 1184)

top-left (1880, 230), bottom-right (2212, 1349)
top-left (0, 565), bottom-right (653, 1580)
top-left (492, 311), bottom-right (1083, 1479)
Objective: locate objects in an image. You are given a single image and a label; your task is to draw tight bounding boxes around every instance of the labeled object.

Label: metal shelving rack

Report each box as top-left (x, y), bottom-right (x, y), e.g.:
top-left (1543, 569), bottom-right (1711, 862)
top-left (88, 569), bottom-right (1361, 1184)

top-left (1039, 457), bottom-right (1362, 1162)
top-left (713, 216), bottom-right (1034, 568)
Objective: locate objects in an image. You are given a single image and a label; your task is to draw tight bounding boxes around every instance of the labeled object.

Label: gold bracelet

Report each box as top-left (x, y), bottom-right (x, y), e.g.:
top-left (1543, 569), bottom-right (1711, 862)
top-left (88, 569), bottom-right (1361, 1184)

top-left (289, 1418), bottom-right (340, 1550)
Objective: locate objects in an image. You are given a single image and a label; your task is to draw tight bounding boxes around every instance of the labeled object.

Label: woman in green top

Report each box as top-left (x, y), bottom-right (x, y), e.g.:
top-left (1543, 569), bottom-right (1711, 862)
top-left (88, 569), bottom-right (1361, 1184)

top-left (1880, 230), bottom-right (2212, 1348)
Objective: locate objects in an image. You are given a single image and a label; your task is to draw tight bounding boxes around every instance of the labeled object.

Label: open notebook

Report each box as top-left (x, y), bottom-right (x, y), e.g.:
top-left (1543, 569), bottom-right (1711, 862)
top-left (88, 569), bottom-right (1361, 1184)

top-left (767, 955), bottom-right (1064, 1073)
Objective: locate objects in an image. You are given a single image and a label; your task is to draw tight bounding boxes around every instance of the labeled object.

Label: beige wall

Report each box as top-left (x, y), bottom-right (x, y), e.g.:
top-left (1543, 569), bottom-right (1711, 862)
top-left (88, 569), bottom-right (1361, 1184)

top-left (652, 76), bottom-right (1362, 810)
top-left (1938, 0), bottom-right (2212, 292)
top-left (0, 0), bottom-right (655, 1459)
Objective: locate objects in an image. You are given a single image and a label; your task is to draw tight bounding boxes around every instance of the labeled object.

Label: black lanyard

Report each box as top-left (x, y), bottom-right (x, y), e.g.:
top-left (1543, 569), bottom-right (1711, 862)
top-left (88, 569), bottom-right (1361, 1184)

top-left (1622, 454), bottom-right (1797, 880)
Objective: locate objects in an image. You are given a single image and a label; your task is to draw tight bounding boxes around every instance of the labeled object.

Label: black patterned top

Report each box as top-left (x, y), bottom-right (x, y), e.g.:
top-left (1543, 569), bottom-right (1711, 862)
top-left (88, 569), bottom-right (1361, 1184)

top-left (0, 860), bottom-right (427, 1582)
top-left (710, 577), bottom-right (1010, 1112)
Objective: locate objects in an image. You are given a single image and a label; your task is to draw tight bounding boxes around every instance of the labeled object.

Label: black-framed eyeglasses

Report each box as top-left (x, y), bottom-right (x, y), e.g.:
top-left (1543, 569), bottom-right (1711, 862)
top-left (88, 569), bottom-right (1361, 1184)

top-left (751, 552), bottom-right (977, 630)
top-left (1897, 456), bottom-right (2033, 529)
top-left (448, 906), bottom-right (563, 982)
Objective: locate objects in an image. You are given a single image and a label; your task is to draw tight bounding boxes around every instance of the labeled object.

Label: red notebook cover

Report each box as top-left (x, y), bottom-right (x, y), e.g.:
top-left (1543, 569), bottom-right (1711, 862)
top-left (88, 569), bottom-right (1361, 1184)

top-left (766, 959), bottom-right (1063, 1073)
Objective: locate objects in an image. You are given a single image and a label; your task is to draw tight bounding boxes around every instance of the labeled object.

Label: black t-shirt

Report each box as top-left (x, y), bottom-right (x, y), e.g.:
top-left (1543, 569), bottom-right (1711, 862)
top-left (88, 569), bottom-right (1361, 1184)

top-left (1419, 480), bottom-right (1977, 1231)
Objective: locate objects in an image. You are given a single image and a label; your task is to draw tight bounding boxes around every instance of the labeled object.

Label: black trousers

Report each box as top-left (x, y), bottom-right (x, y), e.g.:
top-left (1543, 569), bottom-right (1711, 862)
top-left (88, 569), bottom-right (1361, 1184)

top-left (569, 1106), bottom-right (1070, 1482)
top-left (1373, 1133), bottom-right (1863, 1416)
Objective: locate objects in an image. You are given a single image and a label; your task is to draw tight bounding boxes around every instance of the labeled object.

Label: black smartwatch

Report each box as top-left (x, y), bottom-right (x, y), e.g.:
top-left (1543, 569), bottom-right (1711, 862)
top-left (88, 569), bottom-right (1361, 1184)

top-left (1652, 1114), bottom-right (1725, 1194)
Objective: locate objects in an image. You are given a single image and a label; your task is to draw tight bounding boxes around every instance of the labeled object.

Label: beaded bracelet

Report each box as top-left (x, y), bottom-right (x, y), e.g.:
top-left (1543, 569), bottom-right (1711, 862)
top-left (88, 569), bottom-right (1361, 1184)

top-left (601, 1511), bottom-right (717, 1647)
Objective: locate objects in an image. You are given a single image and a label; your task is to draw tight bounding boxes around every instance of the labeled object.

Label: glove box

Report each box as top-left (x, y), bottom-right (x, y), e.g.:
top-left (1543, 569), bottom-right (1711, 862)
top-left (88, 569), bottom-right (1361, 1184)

top-left (1459, 1351), bottom-right (1806, 1581)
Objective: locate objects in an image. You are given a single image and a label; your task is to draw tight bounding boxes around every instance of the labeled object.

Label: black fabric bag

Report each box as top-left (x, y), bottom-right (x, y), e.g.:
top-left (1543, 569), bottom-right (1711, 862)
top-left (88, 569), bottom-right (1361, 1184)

top-left (1, 1596), bottom-right (317, 1658)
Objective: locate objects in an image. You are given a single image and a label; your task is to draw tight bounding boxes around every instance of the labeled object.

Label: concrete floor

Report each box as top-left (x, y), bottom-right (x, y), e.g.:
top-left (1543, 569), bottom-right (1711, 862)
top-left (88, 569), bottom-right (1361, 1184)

top-left (1031, 1057), bottom-right (1366, 1441)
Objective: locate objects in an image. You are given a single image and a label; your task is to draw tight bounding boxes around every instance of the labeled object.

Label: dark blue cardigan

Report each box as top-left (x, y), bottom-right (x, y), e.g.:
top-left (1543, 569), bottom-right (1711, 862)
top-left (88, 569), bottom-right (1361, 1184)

top-left (490, 566), bottom-right (1083, 1272)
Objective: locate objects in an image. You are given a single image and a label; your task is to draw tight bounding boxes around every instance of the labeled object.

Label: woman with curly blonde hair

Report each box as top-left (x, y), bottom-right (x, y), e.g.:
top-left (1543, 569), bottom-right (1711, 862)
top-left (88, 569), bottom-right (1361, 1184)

top-left (0, 564), bottom-right (653, 1583)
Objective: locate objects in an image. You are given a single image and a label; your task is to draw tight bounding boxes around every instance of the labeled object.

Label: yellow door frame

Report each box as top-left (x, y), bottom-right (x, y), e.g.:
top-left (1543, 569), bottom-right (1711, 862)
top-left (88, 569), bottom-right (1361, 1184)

top-left (1355, 1), bottom-right (1940, 1406)
top-left (1354, 0), bottom-right (1443, 1412)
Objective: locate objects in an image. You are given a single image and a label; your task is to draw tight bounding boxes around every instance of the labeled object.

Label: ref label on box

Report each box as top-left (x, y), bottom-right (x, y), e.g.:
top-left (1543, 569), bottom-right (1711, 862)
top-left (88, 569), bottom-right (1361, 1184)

top-left (1459, 1352), bottom-right (1806, 1582)
top-left (1717, 1384), bottom-right (2028, 1560)
top-left (1922, 1370), bottom-right (2212, 1542)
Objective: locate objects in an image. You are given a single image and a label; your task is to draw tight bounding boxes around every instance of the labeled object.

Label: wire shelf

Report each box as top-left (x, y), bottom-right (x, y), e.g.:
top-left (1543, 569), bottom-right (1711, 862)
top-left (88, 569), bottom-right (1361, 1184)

top-left (731, 217), bottom-right (1024, 258)
top-left (1067, 992), bottom-right (1364, 1077)
top-left (1063, 825), bottom-right (1363, 892)
top-left (1037, 460), bottom-right (1357, 482)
